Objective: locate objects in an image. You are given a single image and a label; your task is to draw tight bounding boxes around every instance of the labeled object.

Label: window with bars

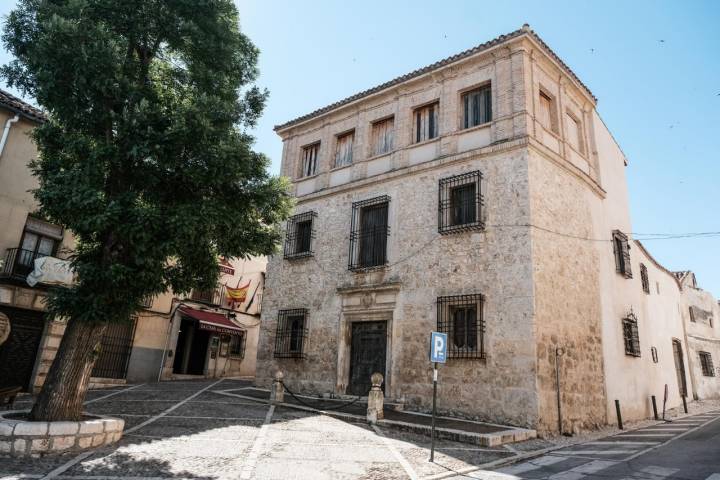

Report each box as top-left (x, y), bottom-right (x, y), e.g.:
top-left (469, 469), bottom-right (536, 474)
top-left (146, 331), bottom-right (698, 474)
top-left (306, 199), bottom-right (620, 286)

top-left (228, 333), bottom-right (246, 358)
top-left (613, 230), bottom-right (632, 278)
top-left (334, 130), bottom-right (354, 168)
top-left (300, 143), bottom-right (320, 178)
top-left (274, 309), bottom-right (308, 358)
top-left (371, 117), bottom-right (394, 156)
top-left (348, 196), bottom-right (390, 271)
top-left (437, 294), bottom-right (485, 359)
top-left (462, 85), bottom-right (492, 129)
top-left (640, 263), bottom-right (650, 294)
top-left (699, 351), bottom-right (715, 377)
top-left (438, 171), bottom-right (484, 234)
top-left (413, 102), bottom-right (439, 143)
top-left (284, 211), bottom-right (317, 259)
top-left (622, 313), bottom-right (641, 357)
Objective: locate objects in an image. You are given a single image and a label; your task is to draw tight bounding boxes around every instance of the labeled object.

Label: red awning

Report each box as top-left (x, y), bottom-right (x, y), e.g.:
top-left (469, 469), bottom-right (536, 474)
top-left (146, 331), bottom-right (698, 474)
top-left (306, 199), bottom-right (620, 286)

top-left (179, 307), bottom-right (244, 336)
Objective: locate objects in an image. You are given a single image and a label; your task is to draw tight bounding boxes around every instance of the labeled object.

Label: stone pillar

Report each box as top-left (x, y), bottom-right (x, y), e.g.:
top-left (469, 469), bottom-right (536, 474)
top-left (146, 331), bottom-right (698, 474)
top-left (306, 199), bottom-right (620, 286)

top-left (270, 371), bottom-right (284, 404)
top-left (366, 372), bottom-right (384, 423)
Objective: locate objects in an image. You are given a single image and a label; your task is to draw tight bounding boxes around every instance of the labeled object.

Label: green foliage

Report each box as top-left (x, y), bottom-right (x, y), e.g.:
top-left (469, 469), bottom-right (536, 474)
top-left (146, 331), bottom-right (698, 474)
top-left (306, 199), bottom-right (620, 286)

top-left (2, 0), bottom-right (292, 325)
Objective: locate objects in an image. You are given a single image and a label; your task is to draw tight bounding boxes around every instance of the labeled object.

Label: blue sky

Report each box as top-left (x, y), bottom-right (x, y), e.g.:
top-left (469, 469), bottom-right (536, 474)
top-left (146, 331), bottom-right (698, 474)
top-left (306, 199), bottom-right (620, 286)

top-left (1, 1), bottom-right (718, 295)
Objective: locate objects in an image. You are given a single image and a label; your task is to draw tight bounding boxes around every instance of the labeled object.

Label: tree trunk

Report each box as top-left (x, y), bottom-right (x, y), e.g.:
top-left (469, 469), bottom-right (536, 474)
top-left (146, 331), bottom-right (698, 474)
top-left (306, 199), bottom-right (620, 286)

top-left (29, 317), bottom-right (108, 421)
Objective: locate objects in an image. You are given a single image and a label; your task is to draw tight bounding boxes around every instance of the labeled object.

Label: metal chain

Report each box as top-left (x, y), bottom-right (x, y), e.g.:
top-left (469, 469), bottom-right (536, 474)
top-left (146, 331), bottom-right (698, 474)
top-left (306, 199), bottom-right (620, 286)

top-left (279, 381), bottom-right (364, 411)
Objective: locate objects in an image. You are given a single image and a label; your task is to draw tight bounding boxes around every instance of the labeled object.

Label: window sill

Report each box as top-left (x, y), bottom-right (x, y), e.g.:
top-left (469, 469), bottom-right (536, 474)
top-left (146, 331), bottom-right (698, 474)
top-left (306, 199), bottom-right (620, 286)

top-left (296, 173), bottom-right (321, 182)
top-left (457, 121), bottom-right (492, 135)
top-left (330, 163), bottom-right (353, 173)
top-left (366, 151), bottom-right (393, 163)
top-left (409, 137), bottom-right (440, 149)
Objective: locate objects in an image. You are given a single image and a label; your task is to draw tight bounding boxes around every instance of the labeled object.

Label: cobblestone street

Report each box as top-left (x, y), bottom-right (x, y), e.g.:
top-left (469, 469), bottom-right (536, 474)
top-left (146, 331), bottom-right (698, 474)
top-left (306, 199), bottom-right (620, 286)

top-left (1, 379), bottom-right (556, 479)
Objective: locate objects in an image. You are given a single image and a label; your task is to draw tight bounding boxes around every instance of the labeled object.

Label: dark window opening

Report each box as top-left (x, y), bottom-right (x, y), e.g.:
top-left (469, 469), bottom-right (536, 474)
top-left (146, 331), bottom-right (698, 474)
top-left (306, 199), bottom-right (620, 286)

top-left (437, 294), bottom-right (485, 359)
top-left (284, 211), bottom-right (317, 259)
top-left (414, 102), bottom-right (439, 143)
top-left (274, 309), bottom-right (308, 359)
top-left (462, 85), bottom-right (492, 129)
top-left (613, 230), bottom-right (632, 278)
top-left (622, 313), bottom-right (641, 357)
top-left (349, 196), bottom-right (390, 271)
top-left (689, 307), bottom-right (696, 322)
top-left (700, 352), bottom-right (715, 377)
top-left (439, 171), bottom-right (483, 234)
top-left (640, 263), bottom-right (650, 294)
top-left (651, 346), bottom-right (659, 363)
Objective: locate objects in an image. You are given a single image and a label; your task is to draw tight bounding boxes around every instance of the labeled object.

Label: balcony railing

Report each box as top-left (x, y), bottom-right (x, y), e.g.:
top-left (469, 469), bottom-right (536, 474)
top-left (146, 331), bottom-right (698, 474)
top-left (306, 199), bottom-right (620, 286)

top-left (189, 284), bottom-right (228, 308)
top-left (1, 248), bottom-right (55, 281)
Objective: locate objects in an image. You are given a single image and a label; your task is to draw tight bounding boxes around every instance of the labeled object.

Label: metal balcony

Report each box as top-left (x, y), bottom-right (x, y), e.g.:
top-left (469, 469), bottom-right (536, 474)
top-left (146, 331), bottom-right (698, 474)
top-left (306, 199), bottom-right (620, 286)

top-left (1, 248), bottom-right (55, 281)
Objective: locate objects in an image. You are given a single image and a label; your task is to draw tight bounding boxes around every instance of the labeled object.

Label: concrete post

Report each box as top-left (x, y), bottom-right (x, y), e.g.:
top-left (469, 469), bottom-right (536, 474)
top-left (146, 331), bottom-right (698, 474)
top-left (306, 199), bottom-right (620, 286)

top-left (366, 372), bottom-right (384, 423)
top-left (270, 371), bottom-right (284, 404)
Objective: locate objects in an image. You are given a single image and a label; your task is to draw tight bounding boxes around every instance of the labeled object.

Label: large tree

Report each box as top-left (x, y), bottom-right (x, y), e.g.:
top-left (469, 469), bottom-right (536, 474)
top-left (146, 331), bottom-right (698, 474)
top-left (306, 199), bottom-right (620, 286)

top-left (2, 0), bottom-right (291, 421)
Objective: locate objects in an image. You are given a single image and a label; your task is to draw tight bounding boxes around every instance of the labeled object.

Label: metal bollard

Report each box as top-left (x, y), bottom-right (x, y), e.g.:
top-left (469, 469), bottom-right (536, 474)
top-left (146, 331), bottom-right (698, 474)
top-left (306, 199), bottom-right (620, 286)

top-left (366, 372), bottom-right (384, 423)
top-left (651, 395), bottom-right (659, 420)
top-left (682, 395), bottom-right (688, 414)
top-left (615, 399), bottom-right (623, 430)
top-left (270, 370), bottom-right (284, 404)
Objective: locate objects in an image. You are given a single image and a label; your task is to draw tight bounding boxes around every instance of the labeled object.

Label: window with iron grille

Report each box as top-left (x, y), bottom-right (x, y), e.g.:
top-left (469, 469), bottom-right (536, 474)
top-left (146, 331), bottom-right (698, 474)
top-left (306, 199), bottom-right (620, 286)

top-left (689, 306), bottom-right (696, 322)
top-left (438, 171), bottom-right (484, 234)
top-left (413, 102), bottom-right (439, 143)
top-left (437, 294), bottom-right (485, 359)
top-left (622, 313), bottom-right (641, 357)
top-left (348, 196), bottom-right (390, 271)
top-left (462, 85), bottom-right (492, 129)
top-left (300, 142), bottom-right (320, 178)
top-left (274, 309), bottom-right (308, 358)
top-left (699, 351), bottom-right (715, 377)
top-left (334, 130), bottom-right (354, 168)
top-left (612, 230), bottom-right (632, 278)
top-left (371, 117), bottom-right (394, 156)
top-left (284, 211), bottom-right (317, 259)
top-left (228, 333), bottom-right (246, 358)
top-left (640, 263), bottom-right (650, 294)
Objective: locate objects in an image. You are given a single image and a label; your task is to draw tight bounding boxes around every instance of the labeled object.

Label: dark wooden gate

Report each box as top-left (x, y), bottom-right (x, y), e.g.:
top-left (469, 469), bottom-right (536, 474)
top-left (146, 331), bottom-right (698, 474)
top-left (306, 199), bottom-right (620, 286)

top-left (0, 306), bottom-right (45, 391)
top-left (91, 317), bottom-right (137, 379)
top-left (348, 321), bottom-right (387, 396)
top-left (672, 339), bottom-right (687, 397)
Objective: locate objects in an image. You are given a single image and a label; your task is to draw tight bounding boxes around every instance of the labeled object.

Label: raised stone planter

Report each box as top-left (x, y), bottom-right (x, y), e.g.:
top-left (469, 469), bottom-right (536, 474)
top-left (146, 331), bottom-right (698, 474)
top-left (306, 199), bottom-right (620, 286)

top-left (0, 410), bottom-right (124, 456)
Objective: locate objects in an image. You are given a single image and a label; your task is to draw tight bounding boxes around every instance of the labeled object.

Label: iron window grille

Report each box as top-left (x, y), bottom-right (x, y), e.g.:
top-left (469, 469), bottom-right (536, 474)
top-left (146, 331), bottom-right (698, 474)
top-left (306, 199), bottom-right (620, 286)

top-left (462, 85), bottom-right (492, 129)
top-left (438, 171), bottom-right (484, 234)
top-left (228, 333), bottom-right (247, 358)
top-left (274, 309), bottom-right (308, 359)
top-left (437, 294), bottom-right (485, 359)
top-left (622, 312), bottom-right (641, 357)
top-left (348, 195), bottom-right (390, 271)
top-left (640, 263), bottom-right (650, 294)
top-left (651, 346), bottom-right (659, 363)
top-left (284, 211), bottom-right (317, 259)
top-left (413, 102), bottom-right (439, 143)
top-left (699, 352), bottom-right (715, 377)
top-left (300, 142), bottom-right (320, 178)
top-left (612, 230), bottom-right (632, 278)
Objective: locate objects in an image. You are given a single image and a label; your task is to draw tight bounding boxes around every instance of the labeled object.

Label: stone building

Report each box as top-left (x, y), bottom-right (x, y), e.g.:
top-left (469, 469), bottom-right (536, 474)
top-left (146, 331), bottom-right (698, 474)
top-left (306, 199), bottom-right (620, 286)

top-left (0, 88), bottom-right (266, 390)
top-left (256, 25), bottom-right (720, 434)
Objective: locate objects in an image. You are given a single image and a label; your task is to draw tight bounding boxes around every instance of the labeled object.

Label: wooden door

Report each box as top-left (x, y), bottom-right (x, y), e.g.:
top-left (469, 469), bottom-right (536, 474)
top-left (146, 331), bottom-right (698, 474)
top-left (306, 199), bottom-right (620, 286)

top-left (672, 340), bottom-right (687, 397)
top-left (348, 321), bottom-right (387, 396)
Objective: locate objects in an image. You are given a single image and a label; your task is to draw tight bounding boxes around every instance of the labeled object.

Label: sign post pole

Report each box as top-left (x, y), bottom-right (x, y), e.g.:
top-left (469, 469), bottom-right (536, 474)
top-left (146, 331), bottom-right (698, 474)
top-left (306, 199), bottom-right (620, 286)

top-left (428, 331), bottom-right (447, 463)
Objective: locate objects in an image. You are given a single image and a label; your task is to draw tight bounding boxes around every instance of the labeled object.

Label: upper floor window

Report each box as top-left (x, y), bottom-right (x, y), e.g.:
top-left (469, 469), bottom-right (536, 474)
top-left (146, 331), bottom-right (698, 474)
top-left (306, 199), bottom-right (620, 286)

top-left (274, 309), bottom-right (308, 358)
top-left (565, 112), bottom-right (585, 154)
top-left (612, 230), bottom-right (632, 278)
top-left (14, 216), bottom-right (63, 276)
top-left (538, 90), bottom-right (558, 133)
top-left (622, 312), bottom-right (641, 357)
top-left (437, 294), bottom-right (485, 359)
top-left (371, 117), bottom-right (394, 156)
top-left (413, 102), bottom-right (439, 143)
top-left (349, 196), bottom-right (390, 271)
top-left (640, 263), bottom-right (650, 294)
top-left (462, 85), bottom-right (492, 129)
top-left (689, 306), bottom-right (696, 322)
top-left (438, 171), bottom-right (484, 234)
top-left (334, 130), bottom-right (354, 168)
top-left (284, 211), bottom-right (317, 259)
top-left (300, 142), bottom-right (320, 178)
top-left (699, 352), bottom-right (715, 377)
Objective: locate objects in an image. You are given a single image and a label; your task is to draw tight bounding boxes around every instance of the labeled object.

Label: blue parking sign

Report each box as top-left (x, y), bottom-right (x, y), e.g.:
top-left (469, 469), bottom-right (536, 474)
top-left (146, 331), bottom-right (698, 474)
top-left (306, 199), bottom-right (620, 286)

top-left (430, 332), bottom-right (447, 363)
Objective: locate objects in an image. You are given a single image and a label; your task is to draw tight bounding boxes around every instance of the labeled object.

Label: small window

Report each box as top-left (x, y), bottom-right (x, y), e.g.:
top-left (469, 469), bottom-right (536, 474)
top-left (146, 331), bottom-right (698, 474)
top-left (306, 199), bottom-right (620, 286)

top-left (565, 112), bottom-right (585, 154)
top-left (622, 313), bottom-right (641, 357)
top-left (349, 196), bottom-right (390, 271)
top-left (438, 171), bottom-right (484, 234)
top-left (300, 143), bottom-right (320, 178)
top-left (284, 211), bottom-right (317, 259)
top-left (274, 309), bottom-right (308, 358)
top-left (371, 117), bottom-right (394, 156)
top-left (612, 230), bottom-right (632, 278)
top-left (462, 85), bottom-right (492, 129)
top-left (689, 307), bottom-right (696, 322)
top-left (413, 102), bottom-right (439, 143)
top-left (699, 352), bottom-right (715, 377)
top-left (334, 130), bottom-right (354, 168)
top-left (640, 263), bottom-right (650, 294)
top-left (228, 333), bottom-right (246, 358)
top-left (651, 346), bottom-right (659, 363)
top-left (538, 90), bottom-right (557, 133)
top-left (437, 294), bottom-right (485, 359)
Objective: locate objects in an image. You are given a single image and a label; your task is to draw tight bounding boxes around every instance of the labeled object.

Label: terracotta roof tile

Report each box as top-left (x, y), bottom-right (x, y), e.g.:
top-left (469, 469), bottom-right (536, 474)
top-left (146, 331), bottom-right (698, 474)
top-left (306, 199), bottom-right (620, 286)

top-left (0, 88), bottom-right (46, 123)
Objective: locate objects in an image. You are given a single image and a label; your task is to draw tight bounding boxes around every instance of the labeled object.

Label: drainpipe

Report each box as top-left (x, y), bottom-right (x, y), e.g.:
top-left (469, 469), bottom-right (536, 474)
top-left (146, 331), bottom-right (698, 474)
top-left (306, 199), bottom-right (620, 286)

top-left (0, 114), bottom-right (20, 166)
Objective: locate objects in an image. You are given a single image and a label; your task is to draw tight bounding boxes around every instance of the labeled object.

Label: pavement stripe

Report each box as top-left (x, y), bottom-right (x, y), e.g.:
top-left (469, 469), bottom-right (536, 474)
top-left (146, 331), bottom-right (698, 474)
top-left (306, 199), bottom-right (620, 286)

top-left (371, 424), bottom-right (419, 480)
top-left (704, 474), bottom-right (720, 480)
top-left (570, 460), bottom-right (619, 474)
top-left (560, 450), bottom-right (636, 455)
top-left (83, 384), bottom-right (144, 404)
top-left (585, 441), bottom-right (659, 445)
top-left (548, 472), bottom-right (585, 480)
top-left (640, 428), bottom-right (688, 431)
top-left (614, 433), bottom-right (675, 437)
top-left (498, 455), bottom-right (566, 474)
top-left (239, 405), bottom-right (275, 480)
top-left (640, 465), bottom-right (679, 477)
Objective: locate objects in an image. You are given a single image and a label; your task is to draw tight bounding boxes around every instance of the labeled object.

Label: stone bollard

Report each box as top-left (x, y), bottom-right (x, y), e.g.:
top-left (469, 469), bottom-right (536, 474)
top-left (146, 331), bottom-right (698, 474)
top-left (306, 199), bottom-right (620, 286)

top-left (366, 372), bottom-right (384, 423)
top-left (270, 371), bottom-right (284, 404)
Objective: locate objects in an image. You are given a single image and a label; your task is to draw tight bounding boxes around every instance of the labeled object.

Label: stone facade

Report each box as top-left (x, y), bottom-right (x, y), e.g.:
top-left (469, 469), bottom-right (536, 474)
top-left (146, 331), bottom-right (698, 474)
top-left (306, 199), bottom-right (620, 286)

top-left (257, 27), bottom-right (720, 434)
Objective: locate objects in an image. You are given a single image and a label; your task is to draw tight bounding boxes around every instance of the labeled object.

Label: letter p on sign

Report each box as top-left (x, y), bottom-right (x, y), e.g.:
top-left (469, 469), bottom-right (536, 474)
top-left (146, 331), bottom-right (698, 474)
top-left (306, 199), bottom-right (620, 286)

top-left (430, 332), bottom-right (447, 363)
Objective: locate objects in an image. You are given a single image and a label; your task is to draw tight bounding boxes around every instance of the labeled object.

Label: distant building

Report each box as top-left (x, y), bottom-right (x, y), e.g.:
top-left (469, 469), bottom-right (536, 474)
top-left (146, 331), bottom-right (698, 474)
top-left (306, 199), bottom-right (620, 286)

top-left (256, 25), bottom-right (720, 434)
top-left (0, 89), bottom-right (265, 391)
